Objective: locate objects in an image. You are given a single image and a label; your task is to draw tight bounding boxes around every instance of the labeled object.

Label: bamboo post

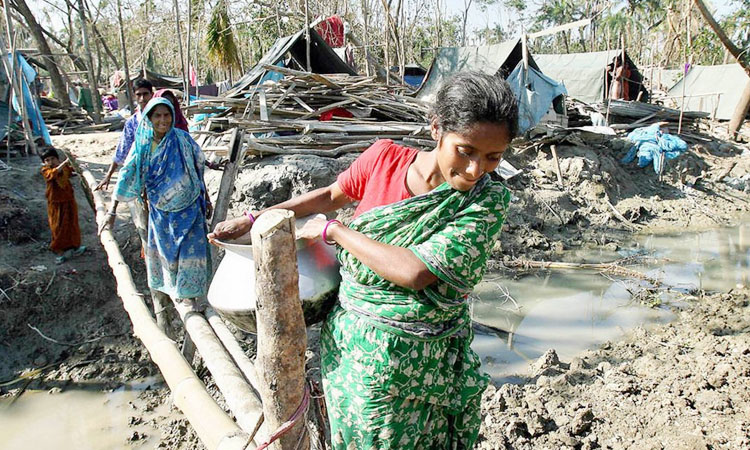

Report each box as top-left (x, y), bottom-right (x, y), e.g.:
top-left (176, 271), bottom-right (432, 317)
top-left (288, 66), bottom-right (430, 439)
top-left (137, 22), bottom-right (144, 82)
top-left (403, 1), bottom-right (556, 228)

top-left (251, 210), bottom-right (309, 450)
top-left (115, 0), bottom-right (134, 112)
top-left (76, 0), bottom-right (102, 124)
top-left (72, 166), bottom-right (249, 450)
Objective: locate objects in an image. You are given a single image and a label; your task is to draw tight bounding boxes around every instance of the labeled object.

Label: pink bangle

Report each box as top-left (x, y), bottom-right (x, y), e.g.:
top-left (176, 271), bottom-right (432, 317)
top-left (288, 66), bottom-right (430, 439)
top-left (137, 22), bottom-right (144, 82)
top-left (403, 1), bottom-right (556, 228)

top-left (245, 211), bottom-right (255, 224)
top-left (322, 219), bottom-right (341, 245)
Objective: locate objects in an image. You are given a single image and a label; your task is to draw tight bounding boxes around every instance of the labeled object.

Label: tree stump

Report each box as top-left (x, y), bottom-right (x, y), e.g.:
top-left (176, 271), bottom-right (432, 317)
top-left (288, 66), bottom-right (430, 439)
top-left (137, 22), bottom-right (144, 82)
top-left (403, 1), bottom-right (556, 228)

top-left (252, 209), bottom-right (309, 450)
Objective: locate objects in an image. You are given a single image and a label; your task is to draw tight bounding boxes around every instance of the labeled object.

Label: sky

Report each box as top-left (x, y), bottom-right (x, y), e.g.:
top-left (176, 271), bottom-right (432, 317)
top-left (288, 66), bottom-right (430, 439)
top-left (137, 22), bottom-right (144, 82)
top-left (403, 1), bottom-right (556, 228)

top-left (443, 0), bottom-right (739, 42)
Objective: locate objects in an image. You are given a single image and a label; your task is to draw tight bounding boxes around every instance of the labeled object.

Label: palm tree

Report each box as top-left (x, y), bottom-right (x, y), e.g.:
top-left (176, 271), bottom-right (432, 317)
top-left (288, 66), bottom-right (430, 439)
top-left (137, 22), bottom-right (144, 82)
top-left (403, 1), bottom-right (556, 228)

top-left (206, 0), bottom-right (241, 81)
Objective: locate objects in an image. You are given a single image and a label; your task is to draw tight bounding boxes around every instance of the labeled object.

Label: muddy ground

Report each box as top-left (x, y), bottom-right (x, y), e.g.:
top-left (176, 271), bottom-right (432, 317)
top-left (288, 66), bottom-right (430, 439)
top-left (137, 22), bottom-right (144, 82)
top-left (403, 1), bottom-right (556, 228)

top-left (1, 127), bottom-right (749, 449)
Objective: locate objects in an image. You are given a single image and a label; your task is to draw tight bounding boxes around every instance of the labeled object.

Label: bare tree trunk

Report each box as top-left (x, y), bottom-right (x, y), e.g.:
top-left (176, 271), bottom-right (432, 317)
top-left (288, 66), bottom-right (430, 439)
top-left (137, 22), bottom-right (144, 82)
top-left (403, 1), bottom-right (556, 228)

top-left (361, 0), bottom-right (371, 76)
top-left (304, 0), bottom-right (311, 71)
top-left (187, 0), bottom-right (192, 95)
top-left (172, 0), bottom-right (188, 99)
top-left (116, 0), bottom-right (133, 112)
top-left (11, 0), bottom-right (71, 108)
top-left (694, 0), bottom-right (750, 139)
top-left (76, 0), bottom-right (102, 123)
top-left (461, 0), bottom-right (472, 46)
top-left (251, 210), bottom-right (308, 450)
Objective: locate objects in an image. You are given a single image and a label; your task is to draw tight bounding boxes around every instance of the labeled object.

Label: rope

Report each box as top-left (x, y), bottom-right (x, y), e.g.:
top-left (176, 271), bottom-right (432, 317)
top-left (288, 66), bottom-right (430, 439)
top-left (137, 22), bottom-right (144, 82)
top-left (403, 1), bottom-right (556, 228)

top-left (253, 384), bottom-right (311, 450)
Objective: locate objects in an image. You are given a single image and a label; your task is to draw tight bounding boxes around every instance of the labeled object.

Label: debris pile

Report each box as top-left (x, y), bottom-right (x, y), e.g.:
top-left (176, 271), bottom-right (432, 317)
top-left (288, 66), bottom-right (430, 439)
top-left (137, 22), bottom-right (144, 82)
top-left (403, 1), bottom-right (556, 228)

top-left (186, 66), bottom-right (432, 160)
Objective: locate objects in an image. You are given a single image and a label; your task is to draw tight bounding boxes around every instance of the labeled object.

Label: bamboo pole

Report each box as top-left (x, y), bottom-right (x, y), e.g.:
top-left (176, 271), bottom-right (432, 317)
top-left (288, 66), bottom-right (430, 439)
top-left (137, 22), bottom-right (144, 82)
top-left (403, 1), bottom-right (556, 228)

top-left (76, 0), bottom-right (102, 124)
top-left (173, 301), bottom-right (264, 438)
top-left (72, 166), bottom-right (248, 450)
top-left (251, 210), bottom-right (309, 450)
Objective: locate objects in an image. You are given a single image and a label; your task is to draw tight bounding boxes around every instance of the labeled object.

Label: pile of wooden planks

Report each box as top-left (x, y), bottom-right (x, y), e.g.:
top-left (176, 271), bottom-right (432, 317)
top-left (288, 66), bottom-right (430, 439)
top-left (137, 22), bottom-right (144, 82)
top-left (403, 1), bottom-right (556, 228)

top-left (189, 67), bottom-right (433, 160)
top-left (40, 97), bottom-right (114, 134)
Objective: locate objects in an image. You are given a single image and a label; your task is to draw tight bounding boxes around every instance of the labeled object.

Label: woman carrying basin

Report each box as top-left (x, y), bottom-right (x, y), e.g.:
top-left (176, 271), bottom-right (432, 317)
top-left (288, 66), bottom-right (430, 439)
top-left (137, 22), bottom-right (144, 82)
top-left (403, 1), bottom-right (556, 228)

top-left (209, 71), bottom-right (518, 449)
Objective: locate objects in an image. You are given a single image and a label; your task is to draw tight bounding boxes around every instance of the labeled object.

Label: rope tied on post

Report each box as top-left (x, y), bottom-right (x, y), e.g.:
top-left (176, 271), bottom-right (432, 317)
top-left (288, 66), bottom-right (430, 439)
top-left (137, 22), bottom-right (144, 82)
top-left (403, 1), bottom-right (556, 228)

top-left (251, 384), bottom-right (311, 450)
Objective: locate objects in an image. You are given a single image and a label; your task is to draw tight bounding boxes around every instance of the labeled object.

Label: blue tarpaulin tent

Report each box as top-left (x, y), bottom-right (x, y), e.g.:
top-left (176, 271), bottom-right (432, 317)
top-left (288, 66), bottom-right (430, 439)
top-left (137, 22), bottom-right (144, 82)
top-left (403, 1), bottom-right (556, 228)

top-left (507, 61), bottom-right (567, 133)
top-left (4, 51), bottom-right (52, 145)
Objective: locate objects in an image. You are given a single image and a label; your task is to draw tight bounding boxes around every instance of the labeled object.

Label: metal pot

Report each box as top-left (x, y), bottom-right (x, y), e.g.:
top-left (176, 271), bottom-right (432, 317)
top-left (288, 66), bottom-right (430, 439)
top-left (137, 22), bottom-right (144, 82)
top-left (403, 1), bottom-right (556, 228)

top-left (207, 214), bottom-right (341, 333)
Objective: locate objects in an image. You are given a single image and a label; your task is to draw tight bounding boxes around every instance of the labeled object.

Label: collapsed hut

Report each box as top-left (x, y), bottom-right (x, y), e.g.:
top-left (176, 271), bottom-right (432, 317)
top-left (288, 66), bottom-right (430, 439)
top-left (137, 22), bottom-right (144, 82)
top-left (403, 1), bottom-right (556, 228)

top-left (224, 26), bottom-right (356, 98)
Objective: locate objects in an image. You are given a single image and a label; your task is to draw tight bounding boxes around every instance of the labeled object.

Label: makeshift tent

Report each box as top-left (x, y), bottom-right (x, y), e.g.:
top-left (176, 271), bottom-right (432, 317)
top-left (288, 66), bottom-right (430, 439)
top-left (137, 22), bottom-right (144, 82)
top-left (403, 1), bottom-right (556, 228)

top-left (117, 67), bottom-right (183, 91)
top-left (2, 52), bottom-right (52, 145)
top-left (667, 64), bottom-right (750, 121)
top-left (224, 27), bottom-right (356, 98)
top-left (416, 38), bottom-right (538, 101)
top-left (506, 61), bottom-right (567, 133)
top-left (534, 50), bottom-right (648, 103)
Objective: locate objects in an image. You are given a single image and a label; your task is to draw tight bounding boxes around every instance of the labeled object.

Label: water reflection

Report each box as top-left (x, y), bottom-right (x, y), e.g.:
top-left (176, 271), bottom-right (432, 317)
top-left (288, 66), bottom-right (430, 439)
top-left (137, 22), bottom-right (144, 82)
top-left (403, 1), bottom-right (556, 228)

top-left (472, 221), bottom-right (750, 383)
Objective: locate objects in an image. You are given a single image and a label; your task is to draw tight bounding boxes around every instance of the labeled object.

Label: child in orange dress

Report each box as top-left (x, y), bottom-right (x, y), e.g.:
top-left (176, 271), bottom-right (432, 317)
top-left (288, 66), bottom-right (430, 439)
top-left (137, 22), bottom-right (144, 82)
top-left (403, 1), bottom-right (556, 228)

top-left (40, 148), bottom-right (86, 264)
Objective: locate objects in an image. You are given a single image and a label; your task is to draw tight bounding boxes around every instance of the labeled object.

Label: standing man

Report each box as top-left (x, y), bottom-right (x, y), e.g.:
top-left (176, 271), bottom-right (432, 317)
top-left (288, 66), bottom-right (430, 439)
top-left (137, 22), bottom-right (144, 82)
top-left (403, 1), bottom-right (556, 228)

top-left (95, 79), bottom-right (154, 191)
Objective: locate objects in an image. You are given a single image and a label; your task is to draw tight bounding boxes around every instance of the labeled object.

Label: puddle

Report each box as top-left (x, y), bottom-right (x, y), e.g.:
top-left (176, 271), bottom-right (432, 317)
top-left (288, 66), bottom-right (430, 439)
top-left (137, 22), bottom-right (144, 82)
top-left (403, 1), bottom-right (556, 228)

top-left (472, 221), bottom-right (750, 383)
top-left (0, 377), bottom-right (171, 450)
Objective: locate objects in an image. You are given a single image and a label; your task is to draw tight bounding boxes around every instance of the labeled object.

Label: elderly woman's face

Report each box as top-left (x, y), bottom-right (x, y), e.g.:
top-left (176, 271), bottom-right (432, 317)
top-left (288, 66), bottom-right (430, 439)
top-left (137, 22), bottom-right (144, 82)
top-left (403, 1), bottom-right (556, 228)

top-left (150, 105), bottom-right (173, 137)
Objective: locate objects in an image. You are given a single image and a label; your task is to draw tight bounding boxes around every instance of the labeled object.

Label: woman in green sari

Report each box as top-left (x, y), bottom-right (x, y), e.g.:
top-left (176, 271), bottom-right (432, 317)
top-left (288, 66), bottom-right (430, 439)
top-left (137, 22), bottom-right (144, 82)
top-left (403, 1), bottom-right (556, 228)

top-left (209, 71), bottom-right (518, 449)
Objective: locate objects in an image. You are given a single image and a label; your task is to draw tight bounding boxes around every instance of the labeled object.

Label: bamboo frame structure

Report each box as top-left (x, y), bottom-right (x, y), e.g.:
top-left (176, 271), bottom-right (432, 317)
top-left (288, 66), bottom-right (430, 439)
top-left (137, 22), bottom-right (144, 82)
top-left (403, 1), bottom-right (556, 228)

top-left (69, 161), bottom-right (252, 450)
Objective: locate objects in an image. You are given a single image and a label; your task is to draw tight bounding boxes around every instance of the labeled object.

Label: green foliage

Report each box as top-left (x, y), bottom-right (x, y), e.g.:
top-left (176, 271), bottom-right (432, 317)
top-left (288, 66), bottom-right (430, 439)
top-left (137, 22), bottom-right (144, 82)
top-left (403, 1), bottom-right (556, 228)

top-left (205, 0), bottom-right (241, 72)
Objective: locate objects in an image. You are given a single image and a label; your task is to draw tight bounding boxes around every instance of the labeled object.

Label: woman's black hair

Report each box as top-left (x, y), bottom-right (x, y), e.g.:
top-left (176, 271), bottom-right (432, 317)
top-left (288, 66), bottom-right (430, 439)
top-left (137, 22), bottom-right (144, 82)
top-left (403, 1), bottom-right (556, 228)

top-left (40, 147), bottom-right (59, 161)
top-left (429, 71), bottom-right (519, 139)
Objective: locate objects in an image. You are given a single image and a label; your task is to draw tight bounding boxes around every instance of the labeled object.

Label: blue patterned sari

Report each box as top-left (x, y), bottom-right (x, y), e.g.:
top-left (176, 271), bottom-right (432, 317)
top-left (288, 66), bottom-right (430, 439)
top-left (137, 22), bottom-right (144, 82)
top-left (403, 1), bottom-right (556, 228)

top-left (114, 98), bottom-right (210, 299)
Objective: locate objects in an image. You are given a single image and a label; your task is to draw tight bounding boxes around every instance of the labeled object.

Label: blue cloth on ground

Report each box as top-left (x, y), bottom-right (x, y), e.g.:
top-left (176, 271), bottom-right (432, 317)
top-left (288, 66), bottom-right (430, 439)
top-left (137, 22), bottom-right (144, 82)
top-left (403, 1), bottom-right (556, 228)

top-left (622, 124), bottom-right (688, 173)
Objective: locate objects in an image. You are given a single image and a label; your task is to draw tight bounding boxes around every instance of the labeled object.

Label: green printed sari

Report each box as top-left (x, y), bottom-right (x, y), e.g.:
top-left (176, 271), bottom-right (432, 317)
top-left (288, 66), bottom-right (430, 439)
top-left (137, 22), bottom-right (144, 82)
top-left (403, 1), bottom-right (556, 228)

top-left (321, 176), bottom-right (511, 449)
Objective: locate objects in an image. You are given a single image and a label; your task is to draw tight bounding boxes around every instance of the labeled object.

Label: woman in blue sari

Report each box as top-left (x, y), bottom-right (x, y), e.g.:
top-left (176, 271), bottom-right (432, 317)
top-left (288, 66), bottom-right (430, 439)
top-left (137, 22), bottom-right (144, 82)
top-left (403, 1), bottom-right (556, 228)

top-left (100, 98), bottom-right (212, 302)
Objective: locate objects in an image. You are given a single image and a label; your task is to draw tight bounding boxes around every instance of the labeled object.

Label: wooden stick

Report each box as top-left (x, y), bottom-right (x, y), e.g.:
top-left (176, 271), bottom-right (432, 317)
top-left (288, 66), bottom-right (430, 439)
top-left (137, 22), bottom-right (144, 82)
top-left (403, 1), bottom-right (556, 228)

top-left (75, 168), bottom-right (248, 450)
top-left (550, 145), bottom-right (564, 188)
top-left (252, 210), bottom-right (308, 450)
top-left (502, 258), bottom-right (661, 286)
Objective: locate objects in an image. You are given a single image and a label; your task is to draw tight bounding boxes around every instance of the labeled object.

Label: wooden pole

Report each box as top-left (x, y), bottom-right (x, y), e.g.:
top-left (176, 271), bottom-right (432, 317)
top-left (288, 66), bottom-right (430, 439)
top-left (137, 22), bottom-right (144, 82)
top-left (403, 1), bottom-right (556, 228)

top-left (76, 0), bottom-right (102, 124)
top-left (550, 145), bottom-right (564, 188)
top-left (304, 0), bottom-right (311, 72)
top-left (209, 128), bottom-right (243, 270)
top-left (172, 0), bottom-right (189, 100)
top-left (251, 210), bottom-right (309, 450)
top-left (115, 0), bottom-right (134, 112)
top-left (72, 166), bottom-right (249, 450)
top-left (1, 13), bottom-right (37, 155)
